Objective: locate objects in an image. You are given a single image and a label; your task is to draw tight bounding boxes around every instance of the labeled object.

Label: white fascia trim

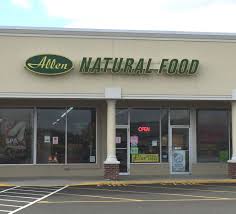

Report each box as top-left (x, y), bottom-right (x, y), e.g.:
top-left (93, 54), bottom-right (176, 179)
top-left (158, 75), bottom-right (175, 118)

top-left (0, 92), bottom-right (104, 99)
top-left (123, 94), bottom-right (232, 101)
top-left (0, 92), bottom-right (232, 101)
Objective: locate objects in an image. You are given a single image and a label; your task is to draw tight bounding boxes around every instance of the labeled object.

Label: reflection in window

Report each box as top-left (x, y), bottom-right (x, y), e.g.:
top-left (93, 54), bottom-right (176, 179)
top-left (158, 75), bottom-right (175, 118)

top-left (130, 109), bottom-right (160, 163)
top-left (0, 109), bottom-right (33, 164)
top-left (37, 109), bottom-right (65, 164)
top-left (197, 110), bottom-right (229, 162)
top-left (67, 108), bottom-right (96, 163)
top-left (116, 109), bottom-right (128, 125)
top-left (170, 109), bottom-right (190, 125)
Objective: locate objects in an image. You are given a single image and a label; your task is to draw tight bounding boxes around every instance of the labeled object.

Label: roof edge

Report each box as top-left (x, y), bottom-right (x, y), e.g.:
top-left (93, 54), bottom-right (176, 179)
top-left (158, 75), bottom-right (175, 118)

top-left (1, 26), bottom-right (236, 40)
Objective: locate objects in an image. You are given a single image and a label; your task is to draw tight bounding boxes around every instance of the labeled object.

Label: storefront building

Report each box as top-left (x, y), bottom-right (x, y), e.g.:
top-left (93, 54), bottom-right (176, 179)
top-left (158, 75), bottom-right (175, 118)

top-left (0, 28), bottom-right (235, 179)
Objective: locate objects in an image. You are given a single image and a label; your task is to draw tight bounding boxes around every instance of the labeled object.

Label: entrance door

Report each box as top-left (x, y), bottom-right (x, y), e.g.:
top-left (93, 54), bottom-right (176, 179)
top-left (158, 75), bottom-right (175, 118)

top-left (116, 127), bottom-right (130, 175)
top-left (170, 127), bottom-right (190, 174)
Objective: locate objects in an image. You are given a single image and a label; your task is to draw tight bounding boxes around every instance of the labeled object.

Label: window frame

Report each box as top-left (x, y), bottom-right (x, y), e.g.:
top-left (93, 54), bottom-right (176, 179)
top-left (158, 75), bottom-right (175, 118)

top-left (0, 106), bottom-right (98, 166)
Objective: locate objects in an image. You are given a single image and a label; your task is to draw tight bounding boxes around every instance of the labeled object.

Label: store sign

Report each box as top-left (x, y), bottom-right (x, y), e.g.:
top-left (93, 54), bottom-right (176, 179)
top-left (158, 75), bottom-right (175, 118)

top-left (172, 150), bottom-right (186, 172)
top-left (79, 58), bottom-right (199, 75)
top-left (25, 54), bottom-right (73, 75)
top-left (25, 55), bottom-right (200, 76)
top-left (138, 126), bottom-right (151, 132)
top-left (132, 154), bottom-right (159, 163)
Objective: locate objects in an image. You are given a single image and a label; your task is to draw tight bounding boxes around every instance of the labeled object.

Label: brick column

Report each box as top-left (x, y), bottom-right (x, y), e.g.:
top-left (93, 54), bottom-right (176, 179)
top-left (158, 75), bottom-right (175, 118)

top-left (228, 99), bottom-right (236, 178)
top-left (228, 163), bottom-right (236, 179)
top-left (104, 100), bottom-right (120, 180)
top-left (104, 164), bottom-right (120, 180)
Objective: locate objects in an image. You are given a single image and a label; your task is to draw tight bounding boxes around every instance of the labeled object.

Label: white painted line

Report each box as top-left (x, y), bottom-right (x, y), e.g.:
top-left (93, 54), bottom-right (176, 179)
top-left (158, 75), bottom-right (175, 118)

top-left (6, 191), bottom-right (44, 196)
top-left (25, 186), bottom-right (60, 190)
top-left (0, 187), bottom-right (19, 194)
top-left (0, 199), bottom-right (29, 203)
top-left (0, 195), bottom-right (37, 200)
top-left (56, 192), bottom-right (142, 202)
top-left (79, 187), bottom-right (226, 200)
top-left (19, 187), bottom-right (57, 192)
top-left (9, 186), bottom-right (68, 214)
top-left (0, 204), bottom-right (20, 208)
top-left (4, 191), bottom-right (43, 197)
top-left (10, 189), bottom-right (49, 194)
top-left (0, 209), bottom-right (11, 213)
top-left (130, 184), bottom-right (236, 194)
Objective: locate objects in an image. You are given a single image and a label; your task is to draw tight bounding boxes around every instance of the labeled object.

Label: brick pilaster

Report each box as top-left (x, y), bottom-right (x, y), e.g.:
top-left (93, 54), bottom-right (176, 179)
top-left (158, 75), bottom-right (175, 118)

top-left (104, 164), bottom-right (119, 180)
top-left (228, 163), bottom-right (236, 179)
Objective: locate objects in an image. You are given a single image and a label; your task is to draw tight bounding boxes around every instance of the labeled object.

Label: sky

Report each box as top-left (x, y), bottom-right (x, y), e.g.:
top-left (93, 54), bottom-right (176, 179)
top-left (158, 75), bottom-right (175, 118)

top-left (1, 0), bottom-right (236, 32)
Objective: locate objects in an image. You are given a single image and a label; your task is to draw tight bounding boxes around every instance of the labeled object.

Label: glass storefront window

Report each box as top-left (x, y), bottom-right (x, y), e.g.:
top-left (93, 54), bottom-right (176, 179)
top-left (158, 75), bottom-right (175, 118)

top-left (170, 109), bottom-right (190, 125)
top-left (0, 108), bottom-right (33, 164)
top-left (37, 108), bottom-right (66, 164)
top-left (197, 110), bottom-right (229, 162)
top-left (67, 108), bottom-right (96, 163)
top-left (130, 109), bottom-right (160, 163)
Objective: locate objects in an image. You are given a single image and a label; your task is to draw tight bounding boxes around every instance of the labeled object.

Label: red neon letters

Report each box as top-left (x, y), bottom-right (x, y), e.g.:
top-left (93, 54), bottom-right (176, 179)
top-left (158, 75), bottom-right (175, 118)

top-left (138, 126), bottom-right (151, 132)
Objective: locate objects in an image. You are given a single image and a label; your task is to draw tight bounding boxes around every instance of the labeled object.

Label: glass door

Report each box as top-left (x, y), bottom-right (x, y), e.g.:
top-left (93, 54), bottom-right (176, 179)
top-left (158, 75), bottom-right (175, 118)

top-left (170, 127), bottom-right (190, 174)
top-left (116, 127), bottom-right (130, 175)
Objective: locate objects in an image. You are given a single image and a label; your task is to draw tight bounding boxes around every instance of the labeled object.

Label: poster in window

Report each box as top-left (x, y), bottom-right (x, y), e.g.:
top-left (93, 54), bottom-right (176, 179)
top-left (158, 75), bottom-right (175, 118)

top-left (44, 136), bottom-right (50, 143)
top-left (132, 154), bottom-right (159, 163)
top-left (152, 140), bottom-right (158, 146)
top-left (116, 137), bottom-right (121, 144)
top-left (172, 150), bottom-right (186, 172)
top-left (2, 121), bottom-right (27, 146)
top-left (90, 156), bottom-right (96, 163)
top-left (130, 136), bottom-right (138, 146)
top-left (52, 137), bottom-right (58, 145)
top-left (131, 147), bottom-right (139, 154)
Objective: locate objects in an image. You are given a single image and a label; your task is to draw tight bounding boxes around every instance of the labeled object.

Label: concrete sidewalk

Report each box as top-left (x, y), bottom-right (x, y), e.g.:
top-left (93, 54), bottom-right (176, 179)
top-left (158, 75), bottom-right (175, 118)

top-left (0, 175), bottom-right (236, 186)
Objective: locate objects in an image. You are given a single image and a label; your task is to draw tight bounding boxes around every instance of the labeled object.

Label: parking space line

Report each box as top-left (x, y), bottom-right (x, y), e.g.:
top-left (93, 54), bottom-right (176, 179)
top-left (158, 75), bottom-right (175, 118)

top-left (18, 188), bottom-right (51, 194)
top-left (0, 194), bottom-right (37, 200)
top-left (0, 204), bottom-right (20, 208)
top-left (39, 197), bottom-right (236, 204)
top-left (8, 186), bottom-right (68, 214)
top-left (139, 198), bottom-right (236, 202)
top-left (20, 187), bottom-right (58, 192)
top-left (199, 184), bottom-right (236, 189)
top-left (0, 187), bottom-right (19, 194)
top-left (11, 189), bottom-right (50, 194)
top-left (4, 191), bottom-right (44, 196)
top-left (0, 209), bottom-right (11, 213)
top-left (0, 199), bottom-right (29, 203)
top-left (74, 187), bottom-right (227, 199)
top-left (40, 200), bottom-right (125, 203)
top-left (130, 184), bottom-right (236, 194)
top-left (56, 192), bottom-right (142, 202)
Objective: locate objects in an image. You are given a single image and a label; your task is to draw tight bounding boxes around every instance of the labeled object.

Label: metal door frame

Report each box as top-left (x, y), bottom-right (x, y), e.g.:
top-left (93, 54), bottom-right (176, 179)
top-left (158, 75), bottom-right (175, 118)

top-left (169, 125), bottom-right (191, 174)
top-left (116, 125), bottom-right (130, 175)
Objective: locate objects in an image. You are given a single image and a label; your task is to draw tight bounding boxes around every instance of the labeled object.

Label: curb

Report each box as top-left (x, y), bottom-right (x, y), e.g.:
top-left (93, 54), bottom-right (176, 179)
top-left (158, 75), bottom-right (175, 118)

top-left (3, 179), bottom-right (236, 187)
top-left (70, 179), bottom-right (236, 186)
top-left (0, 183), bottom-right (13, 187)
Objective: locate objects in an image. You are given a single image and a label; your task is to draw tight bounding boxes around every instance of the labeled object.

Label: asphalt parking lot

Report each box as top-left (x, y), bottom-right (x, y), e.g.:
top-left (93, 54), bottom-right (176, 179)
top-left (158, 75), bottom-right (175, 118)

top-left (1, 183), bottom-right (236, 213)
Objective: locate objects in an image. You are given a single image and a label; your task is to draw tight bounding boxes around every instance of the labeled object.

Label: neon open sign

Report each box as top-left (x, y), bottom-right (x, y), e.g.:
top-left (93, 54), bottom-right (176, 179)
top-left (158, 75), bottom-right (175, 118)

top-left (138, 126), bottom-right (151, 132)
